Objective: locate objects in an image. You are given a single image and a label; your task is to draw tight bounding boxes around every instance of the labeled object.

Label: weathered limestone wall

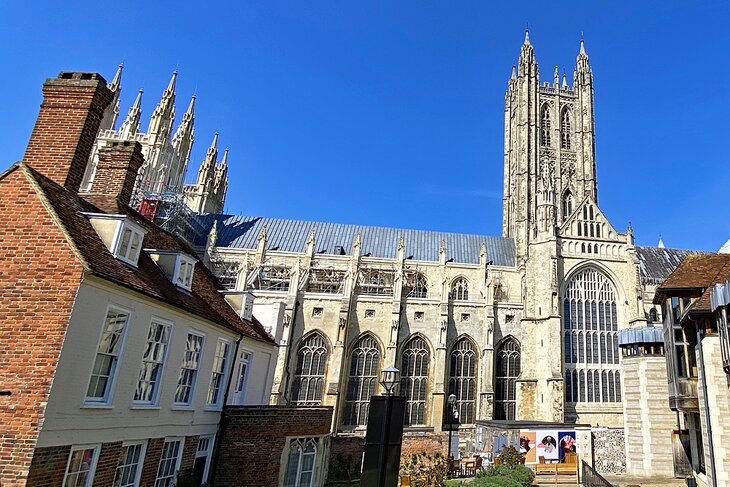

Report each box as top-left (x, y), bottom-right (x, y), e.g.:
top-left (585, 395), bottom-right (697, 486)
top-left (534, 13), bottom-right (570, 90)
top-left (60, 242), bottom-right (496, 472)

top-left (622, 356), bottom-right (675, 477)
top-left (697, 336), bottom-right (730, 487)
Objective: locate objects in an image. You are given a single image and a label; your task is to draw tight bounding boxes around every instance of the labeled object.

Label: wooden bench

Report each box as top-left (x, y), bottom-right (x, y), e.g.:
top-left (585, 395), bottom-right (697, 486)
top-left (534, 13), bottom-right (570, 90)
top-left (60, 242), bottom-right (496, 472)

top-left (533, 453), bottom-right (579, 484)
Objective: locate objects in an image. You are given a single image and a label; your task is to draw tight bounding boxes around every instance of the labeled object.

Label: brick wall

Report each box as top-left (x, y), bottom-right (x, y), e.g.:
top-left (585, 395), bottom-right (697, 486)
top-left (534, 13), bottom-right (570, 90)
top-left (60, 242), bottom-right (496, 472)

top-left (139, 438), bottom-right (164, 487)
top-left (24, 445), bottom-right (70, 487)
top-left (0, 169), bottom-right (85, 487)
top-left (214, 406), bottom-right (333, 487)
top-left (92, 441), bottom-right (123, 487)
top-left (328, 435), bottom-right (365, 482)
top-left (401, 432), bottom-right (449, 461)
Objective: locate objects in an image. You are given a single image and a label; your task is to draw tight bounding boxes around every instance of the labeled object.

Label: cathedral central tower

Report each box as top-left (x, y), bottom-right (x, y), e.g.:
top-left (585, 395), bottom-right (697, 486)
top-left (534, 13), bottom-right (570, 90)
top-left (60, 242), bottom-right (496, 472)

top-left (502, 32), bottom-right (597, 257)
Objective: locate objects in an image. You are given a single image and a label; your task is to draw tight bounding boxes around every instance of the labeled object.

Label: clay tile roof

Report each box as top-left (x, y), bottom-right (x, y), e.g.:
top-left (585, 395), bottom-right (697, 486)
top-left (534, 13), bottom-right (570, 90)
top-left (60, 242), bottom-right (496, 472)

top-left (654, 253), bottom-right (730, 307)
top-left (21, 163), bottom-right (274, 344)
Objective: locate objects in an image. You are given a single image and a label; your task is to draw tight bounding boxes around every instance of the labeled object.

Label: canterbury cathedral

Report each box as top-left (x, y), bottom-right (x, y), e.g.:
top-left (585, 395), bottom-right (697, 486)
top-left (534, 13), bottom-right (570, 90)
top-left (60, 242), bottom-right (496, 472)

top-left (184, 31), bottom-right (698, 435)
top-left (167, 34), bottom-right (694, 433)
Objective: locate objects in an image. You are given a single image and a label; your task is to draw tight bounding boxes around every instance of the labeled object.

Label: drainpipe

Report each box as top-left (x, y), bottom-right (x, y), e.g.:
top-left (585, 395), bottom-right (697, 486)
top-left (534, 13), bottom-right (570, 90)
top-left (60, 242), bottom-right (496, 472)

top-left (283, 300), bottom-right (301, 403)
top-left (209, 332), bottom-right (244, 485)
top-left (692, 318), bottom-right (717, 487)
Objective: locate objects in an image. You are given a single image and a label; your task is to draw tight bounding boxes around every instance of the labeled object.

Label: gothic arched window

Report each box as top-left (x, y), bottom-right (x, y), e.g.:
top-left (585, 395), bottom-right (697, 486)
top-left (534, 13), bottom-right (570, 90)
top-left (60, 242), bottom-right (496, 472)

top-left (561, 108), bottom-right (572, 149)
top-left (401, 336), bottom-right (430, 425)
top-left (283, 438), bottom-right (317, 487)
top-left (562, 191), bottom-right (573, 221)
top-left (407, 272), bottom-right (428, 299)
top-left (562, 268), bottom-right (621, 403)
top-left (541, 105), bottom-right (552, 146)
top-left (451, 277), bottom-right (469, 301)
top-left (292, 333), bottom-right (328, 405)
top-left (449, 338), bottom-right (477, 425)
top-left (495, 337), bottom-right (521, 420)
top-left (343, 335), bottom-right (380, 426)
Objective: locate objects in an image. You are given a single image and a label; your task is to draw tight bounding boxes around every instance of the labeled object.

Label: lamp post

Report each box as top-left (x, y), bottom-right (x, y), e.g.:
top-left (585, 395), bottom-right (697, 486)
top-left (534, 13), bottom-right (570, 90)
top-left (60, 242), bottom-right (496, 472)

top-left (447, 394), bottom-right (458, 461)
top-left (378, 366), bottom-right (400, 487)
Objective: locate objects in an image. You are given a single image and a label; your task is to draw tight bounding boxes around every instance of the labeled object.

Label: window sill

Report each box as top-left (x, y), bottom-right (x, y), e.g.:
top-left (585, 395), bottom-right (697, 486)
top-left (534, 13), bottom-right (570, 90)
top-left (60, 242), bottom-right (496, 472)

top-left (171, 404), bottom-right (195, 411)
top-left (204, 405), bottom-right (223, 412)
top-left (81, 402), bottom-right (114, 409)
top-left (130, 403), bottom-right (161, 410)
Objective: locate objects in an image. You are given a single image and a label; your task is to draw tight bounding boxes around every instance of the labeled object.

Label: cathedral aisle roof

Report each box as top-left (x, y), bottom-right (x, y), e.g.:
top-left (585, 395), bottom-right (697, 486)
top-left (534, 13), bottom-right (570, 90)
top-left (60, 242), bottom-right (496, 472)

top-left (196, 215), bottom-right (517, 267)
top-left (635, 246), bottom-right (706, 286)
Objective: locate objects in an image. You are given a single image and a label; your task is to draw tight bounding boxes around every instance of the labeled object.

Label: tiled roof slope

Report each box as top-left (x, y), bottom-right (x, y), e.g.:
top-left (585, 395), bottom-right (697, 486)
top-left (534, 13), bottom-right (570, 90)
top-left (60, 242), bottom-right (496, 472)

top-left (653, 253), bottom-right (730, 310)
top-left (635, 246), bottom-right (706, 286)
top-left (18, 163), bottom-right (273, 344)
top-left (195, 215), bottom-right (517, 267)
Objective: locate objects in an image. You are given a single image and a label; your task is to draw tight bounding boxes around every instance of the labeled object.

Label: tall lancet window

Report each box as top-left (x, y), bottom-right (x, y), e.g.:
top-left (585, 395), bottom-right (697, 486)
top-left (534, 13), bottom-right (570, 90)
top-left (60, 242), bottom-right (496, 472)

top-left (561, 108), bottom-right (572, 150)
top-left (562, 191), bottom-right (574, 221)
top-left (292, 333), bottom-right (328, 405)
top-left (449, 338), bottom-right (477, 425)
top-left (401, 336), bottom-right (430, 425)
top-left (541, 105), bottom-right (552, 146)
top-left (563, 268), bottom-right (621, 404)
top-left (343, 335), bottom-right (380, 426)
top-left (495, 337), bottom-right (521, 420)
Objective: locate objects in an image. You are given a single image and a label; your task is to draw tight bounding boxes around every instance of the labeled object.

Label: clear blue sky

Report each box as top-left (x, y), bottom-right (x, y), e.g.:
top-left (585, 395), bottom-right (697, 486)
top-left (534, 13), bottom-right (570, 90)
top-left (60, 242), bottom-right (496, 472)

top-left (1, 1), bottom-right (729, 250)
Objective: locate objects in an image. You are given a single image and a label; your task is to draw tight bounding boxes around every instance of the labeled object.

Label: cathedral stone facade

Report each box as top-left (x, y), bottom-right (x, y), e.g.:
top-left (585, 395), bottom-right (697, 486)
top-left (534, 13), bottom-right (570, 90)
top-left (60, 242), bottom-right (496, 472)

top-left (193, 33), bottom-right (695, 434)
top-left (80, 66), bottom-right (228, 214)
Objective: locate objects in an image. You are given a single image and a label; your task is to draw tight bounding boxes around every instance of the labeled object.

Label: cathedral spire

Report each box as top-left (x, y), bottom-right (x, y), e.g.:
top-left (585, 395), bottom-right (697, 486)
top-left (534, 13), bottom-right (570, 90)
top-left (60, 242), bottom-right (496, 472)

top-left (196, 132), bottom-right (219, 186)
top-left (119, 89), bottom-right (143, 138)
top-left (518, 28), bottom-right (536, 76)
top-left (147, 71), bottom-right (178, 140)
top-left (553, 65), bottom-right (559, 86)
top-left (576, 38), bottom-right (591, 75)
top-left (99, 64), bottom-right (123, 132)
top-left (109, 64), bottom-right (123, 93)
top-left (173, 95), bottom-right (196, 170)
top-left (213, 148), bottom-right (229, 204)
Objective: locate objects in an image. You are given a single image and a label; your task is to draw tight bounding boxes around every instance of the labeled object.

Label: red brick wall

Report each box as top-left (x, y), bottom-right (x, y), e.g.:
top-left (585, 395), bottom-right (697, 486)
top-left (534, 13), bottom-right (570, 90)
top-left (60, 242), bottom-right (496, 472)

top-left (0, 169), bottom-right (85, 487)
top-left (24, 445), bottom-right (70, 487)
top-left (400, 432), bottom-right (449, 460)
top-left (214, 406), bottom-right (333, 487)
top-left (89, 141), bottom-right (144, 205)
top-left (91, 442), bottom-right (123, 487)
top-left (22, 72), bottom-right (112, 193)
top-left (180, 436), bottom-right (200, 475)
top-left (138, 438), bottom-right (164, 487)
top-left (328, 435), bottom-right (365, 482)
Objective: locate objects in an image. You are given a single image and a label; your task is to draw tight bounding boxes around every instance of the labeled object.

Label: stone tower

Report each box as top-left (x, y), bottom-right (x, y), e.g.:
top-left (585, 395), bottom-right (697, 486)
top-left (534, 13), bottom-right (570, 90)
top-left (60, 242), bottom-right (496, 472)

top-left (502, 31), bottom-right (597, 257)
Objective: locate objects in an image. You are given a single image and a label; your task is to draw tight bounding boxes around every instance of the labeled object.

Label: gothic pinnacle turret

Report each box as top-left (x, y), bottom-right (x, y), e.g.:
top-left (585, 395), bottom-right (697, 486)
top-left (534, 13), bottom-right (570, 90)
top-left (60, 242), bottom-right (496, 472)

top-left (196, 132), bottom-right (219, 186)
top-left (119, 89), bottom-right (143, 139)
top-left (173, 96), bottom-right (195, 171)
top-left (147, 71), bottom-right (178, 140)
top-left (213, 148), bottom-right (229, 198)
top-left (575, 38), bottom-right (592, 84)
top-left (100, 64), bottom-right (123, 132)
top-left (518, 29), bottom-right (536, 76)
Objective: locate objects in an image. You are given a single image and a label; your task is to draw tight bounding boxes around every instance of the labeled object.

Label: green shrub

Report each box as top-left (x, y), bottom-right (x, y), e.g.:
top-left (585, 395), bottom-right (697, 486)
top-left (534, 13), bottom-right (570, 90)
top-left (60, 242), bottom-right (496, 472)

top-left (472, 462), bottom-right (534, 487)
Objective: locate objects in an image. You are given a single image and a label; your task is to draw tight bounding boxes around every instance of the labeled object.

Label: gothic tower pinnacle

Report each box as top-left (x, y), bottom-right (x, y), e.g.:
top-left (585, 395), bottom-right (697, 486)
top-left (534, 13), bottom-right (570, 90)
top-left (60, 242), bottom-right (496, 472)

top-left (502, 32), bottom-right (598, 256)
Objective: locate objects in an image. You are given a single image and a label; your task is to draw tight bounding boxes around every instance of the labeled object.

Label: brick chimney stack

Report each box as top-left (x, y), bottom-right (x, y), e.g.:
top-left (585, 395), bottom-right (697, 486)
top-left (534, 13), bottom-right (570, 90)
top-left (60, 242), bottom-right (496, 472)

top-left (86, 141), bottom-right (144, 207)
top-left (23, 72), bottom-right (113, 192)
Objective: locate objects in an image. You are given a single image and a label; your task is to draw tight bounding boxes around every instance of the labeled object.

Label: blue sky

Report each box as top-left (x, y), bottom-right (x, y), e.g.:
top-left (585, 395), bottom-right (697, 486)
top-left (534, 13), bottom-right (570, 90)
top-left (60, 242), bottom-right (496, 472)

top-left (1, 1), bottom-right (729, 250)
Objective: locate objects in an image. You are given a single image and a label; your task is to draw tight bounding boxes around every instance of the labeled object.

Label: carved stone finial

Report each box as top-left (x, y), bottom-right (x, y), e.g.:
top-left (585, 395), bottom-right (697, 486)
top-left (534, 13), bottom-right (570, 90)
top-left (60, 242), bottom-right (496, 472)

top-left (397, 235), bottom-right (405, 252)
top-left (306, 227), bottom-right (315, 246)
top-left (257, 225), bottom-right (267, 244)
top-left (439, 240), bottom-right (447, 255)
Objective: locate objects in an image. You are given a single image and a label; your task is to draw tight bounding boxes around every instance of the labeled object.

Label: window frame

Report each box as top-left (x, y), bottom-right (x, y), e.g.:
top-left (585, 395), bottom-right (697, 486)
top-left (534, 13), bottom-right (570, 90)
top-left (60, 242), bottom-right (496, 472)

top-left (173, 331), bottom-right (206, 407)
top-left (173, 255), bottom-right (196, 291)
top-left (343, 335), bottom-right (381, 427)
top-left (112, 220), bottom-right (146, 266)
top-left (84, 305), bottom-right (132, 406)
top-left (154, 438), bottom-right (184, 487)
top-left (232, 350), bottom-right (253, 405)
top-left (283, 437), bottom-right (319, 487)
top-left (133, 318), bottom-right (174, 406)
top-left (114, 440), bottom-right (147, 487)
top-left (194, 435), bottom-right (215, 484)
top-left (292, 334), bottom-right (329, 405)
top-left (63, 444), bottom-right (101, 487)
top-left (206, 338), bottom-right (233, 409)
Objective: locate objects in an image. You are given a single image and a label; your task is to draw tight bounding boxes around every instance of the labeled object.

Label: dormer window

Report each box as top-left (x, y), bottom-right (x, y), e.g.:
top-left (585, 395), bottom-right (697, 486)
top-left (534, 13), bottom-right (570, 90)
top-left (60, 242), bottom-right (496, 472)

top-left (115, 223), bottom-right (144, 265)
top-left (84, 213), bottom-right (147, 267)
top-left (146, 250), bottom-right (197, 291)
top-left (175, 256), bottom-right (196, 290)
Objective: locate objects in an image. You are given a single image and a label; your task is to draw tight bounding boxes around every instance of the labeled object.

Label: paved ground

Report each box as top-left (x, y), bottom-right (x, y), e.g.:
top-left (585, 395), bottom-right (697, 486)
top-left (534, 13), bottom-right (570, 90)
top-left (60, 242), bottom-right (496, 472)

top-left (602, 474), bottom-right (686, 487)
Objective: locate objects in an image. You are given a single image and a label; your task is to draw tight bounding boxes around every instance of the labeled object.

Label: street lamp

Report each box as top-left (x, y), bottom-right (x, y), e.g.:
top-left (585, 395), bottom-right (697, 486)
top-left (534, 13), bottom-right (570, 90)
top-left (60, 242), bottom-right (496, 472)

top-left (380, 366), bottom-right (400, 396)
top-left (447, 394), bottom-right (458, 462)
